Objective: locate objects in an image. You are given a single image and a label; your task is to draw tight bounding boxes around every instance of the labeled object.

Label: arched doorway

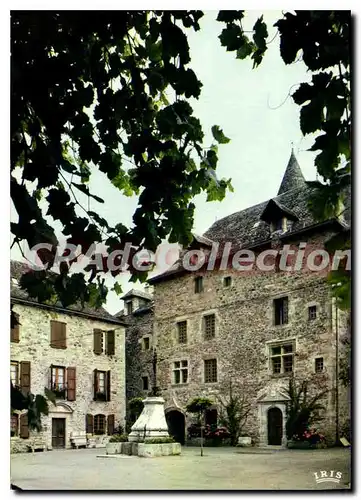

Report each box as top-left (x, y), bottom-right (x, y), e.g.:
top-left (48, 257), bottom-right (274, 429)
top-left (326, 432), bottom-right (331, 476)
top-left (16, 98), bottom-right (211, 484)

top-left (165, 410), bottom-right (185, 444)
top-left (267, 407), bottom-right (283, 445)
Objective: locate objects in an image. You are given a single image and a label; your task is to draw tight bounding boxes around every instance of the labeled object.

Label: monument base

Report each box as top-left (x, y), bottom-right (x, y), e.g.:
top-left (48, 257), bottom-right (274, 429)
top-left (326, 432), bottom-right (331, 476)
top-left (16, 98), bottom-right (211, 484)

top-left (128, 397), bottom-right (170, 442)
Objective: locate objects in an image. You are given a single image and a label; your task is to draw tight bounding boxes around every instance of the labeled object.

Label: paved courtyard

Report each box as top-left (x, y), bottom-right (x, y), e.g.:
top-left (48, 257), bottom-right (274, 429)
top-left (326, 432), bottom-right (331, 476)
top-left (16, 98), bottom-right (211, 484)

top-left (11, 446), bottom-right (351, 491)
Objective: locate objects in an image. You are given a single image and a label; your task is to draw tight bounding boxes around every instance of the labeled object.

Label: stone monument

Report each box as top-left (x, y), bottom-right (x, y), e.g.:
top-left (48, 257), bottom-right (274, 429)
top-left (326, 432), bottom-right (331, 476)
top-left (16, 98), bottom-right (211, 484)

top-left (128, 348), bottom-right (170, 442)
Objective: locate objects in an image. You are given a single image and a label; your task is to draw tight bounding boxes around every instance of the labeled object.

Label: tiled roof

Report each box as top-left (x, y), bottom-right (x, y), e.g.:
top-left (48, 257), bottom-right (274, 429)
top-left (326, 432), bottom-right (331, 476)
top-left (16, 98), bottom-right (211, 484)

top-left (277, 150), bottom-right (306, 195)
top-left (120, 288), bottom-right (153, 301)
top-left (10, 260), bottom-right (125, 325)
top-left (149, 153), bottom-right (351, 284)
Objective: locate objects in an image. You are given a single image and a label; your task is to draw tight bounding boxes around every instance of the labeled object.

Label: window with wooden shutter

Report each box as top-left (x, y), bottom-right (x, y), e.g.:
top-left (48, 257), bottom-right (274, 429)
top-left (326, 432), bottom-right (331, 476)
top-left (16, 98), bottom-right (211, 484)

top-left (50, 365), bottom-right (66, 398)
top-left (107, 414), bottom-right (115, 435)
top-left (94, 414), bottom-right (106, 435)
top-left (93, 329), bottom-right (103, 354)
top-left (86, 414), bottom-right (93, 434)
top-left (50, 321), bottom-right (67, 349)
top-left (107, 330), bottom-right (115, 355)
top-left (94, 370), bottom-right (107, 401)
top-left (20, 361), bottom-right (31, 395)
top-left (20, 413), bottom-right (29, 439)
top-left (67, 367), bottom-right (76, 401)
top-left (106, 371), bottom-right (111, 401)
top-left (11, 313), bottom-right (20, 343)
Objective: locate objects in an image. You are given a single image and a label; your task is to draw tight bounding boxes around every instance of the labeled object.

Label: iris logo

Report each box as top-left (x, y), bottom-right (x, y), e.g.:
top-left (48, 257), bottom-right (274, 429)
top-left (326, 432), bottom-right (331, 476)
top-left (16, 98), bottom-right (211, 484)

top-left (314, 470), bottom-right (342, 484)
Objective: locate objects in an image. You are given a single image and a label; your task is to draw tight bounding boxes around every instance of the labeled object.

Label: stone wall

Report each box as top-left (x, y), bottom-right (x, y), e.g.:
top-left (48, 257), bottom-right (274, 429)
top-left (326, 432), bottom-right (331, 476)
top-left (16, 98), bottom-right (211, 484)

top-left (125, 310), bottom-right (154, 404)
top-left (150, 231), bottom-right (349, 445)
top-left (11, 302), bottom-right (126, 451)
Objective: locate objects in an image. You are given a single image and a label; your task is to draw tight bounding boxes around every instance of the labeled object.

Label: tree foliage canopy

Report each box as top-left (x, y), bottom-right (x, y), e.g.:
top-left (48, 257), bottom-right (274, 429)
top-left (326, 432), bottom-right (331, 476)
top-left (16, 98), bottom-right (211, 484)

top-left (11, 10), bottom-right (233, 309)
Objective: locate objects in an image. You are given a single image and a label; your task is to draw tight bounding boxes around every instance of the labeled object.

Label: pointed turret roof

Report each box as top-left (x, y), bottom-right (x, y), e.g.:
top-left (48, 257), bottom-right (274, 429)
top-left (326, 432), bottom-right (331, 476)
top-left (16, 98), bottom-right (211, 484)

top-left (277, 150), bottom-right (306, 195)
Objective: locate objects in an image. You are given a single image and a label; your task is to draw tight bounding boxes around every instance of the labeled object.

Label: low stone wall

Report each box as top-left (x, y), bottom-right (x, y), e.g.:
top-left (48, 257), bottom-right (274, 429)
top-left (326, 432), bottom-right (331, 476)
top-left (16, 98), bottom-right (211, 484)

top-left (138, 443), bottom-right (181, 457)
top-left (11, 438), bottom-right (29, 454)
top-left (105, 441), bottom-right (181, 457)
top-left (10, 436), bottom-right (47, 454)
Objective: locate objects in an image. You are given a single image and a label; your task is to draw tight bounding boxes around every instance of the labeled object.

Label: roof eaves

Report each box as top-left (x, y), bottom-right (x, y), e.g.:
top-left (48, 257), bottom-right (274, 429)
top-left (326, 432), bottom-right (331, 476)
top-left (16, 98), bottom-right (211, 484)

top-left (11, 296), bottom-right (127, 326)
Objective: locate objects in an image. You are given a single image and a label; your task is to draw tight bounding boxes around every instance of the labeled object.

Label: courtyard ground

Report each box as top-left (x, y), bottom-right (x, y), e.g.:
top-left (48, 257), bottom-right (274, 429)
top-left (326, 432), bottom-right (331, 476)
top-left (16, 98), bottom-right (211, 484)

top-left (10, 446), bottom-right (351, 491)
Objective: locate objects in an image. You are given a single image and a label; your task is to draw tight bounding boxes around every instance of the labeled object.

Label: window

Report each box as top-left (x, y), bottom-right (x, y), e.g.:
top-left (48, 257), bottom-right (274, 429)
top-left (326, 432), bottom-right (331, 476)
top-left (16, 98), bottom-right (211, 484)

top-left (271, 218), bottom-right (285, 232)
top-left (94, 369), bottom-right (110, 401)
top-left (94, 330), bottom-right (115, 355)
top-left (51, 366), bottom-right (66, 397)
top-left (308, 306), bottom-right (317, 321)
top-left (204, 359), bottom-right (217, 383)
top-left (270, 343), bottom-right (294, 374)
top-left (177, 321), bottom-right (187, 344)
top-left (142, 376), bottom-right (149, 391)
top-left (274, 297), bottom-right (288, 325)
top-left (11, 413), bottom-right (19, 437)
top-left (315, 357), bottom-right (324, 373)
top-left (50, 320), bottom-right (67, 349)
top-left (195, 276), bottom-right (203, 293)
top-left (204, 314), bottom-right (216, 340)
top-left (173, 360), bottom-right (188, 384)
top-left (223, 276), bottom-right (232, 287)
top-left (98, 372), bottom-right (106, 393)
top-left (142, 337), bottom-right (150, 350)
top-left (126, 301), bottom-right (133, 315)
top-left (11, 362), bottom-right (19, 386)
top-left (94, 414), bottom-right (106, 435)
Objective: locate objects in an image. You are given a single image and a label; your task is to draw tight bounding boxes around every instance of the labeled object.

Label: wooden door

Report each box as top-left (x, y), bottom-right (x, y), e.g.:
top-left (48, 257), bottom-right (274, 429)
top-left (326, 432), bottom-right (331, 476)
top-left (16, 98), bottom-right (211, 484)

top-left (267, 407), bottom-right (283, 445)
top-left (52, 418), bottom-right (66, 448)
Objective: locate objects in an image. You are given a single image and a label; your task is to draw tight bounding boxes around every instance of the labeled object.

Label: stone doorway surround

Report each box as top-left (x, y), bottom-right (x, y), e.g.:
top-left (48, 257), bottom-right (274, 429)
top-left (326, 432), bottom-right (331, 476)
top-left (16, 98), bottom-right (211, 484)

top-left (47, 402), bottom-right (73, 450)
top-left (257, 387), bottom-right (289, 447)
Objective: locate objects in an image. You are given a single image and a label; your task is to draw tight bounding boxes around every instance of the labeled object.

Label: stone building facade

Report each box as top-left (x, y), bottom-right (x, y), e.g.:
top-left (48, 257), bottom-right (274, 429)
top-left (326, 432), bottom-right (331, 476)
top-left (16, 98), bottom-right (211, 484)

top-left (136, 151), bottom-right (350, 446)
top-left (10, 261), bottom-right (126, 453)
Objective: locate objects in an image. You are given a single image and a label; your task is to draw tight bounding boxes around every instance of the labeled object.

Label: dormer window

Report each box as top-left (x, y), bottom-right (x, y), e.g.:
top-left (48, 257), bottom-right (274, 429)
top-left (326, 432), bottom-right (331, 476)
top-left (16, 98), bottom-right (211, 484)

top-left (126, 301), bottom-right (133, 315)
top-left (260, 199), bottom-right (298, 236)
top-left (271, 218), bottom-right (286, 233)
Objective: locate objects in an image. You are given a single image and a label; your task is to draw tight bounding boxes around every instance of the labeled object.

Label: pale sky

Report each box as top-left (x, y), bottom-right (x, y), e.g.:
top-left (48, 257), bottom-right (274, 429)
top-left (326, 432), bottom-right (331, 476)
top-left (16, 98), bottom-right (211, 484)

top-left (11, 10), bottom-right (319, 315)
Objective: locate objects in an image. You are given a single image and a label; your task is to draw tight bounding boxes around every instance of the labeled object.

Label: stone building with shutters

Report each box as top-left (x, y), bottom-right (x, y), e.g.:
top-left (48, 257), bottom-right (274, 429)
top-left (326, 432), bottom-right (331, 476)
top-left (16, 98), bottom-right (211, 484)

top-left (10, 260), bottom-right (126, 453)
top-left (138, 151), bottom-right (350, 446)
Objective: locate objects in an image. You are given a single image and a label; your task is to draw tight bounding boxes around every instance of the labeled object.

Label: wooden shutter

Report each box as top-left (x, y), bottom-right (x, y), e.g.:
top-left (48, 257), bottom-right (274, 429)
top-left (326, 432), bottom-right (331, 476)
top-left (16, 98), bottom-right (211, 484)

top-left (107, 330), bottom-right (115, 355)
top-left (107, 414), bottom-right (115, 435)
top-left (20, 413), bottom-right (29, 439)
top-left (86, 414), bottom-right (93, 434)
top-left (11, 313), bottom-right (20, 343)
top-left (93, 369), bottom-right (98, 399)
top-left (67, 367), bottom-right (76, 401)
top-left (20, 361), bottom-right (31, 396)
top-left (93, 329), bottom-right (103, 354)
top-left (51, 321), bottom-right (67, 349)
top-left (106, 371), bottom-right (111, 401)
top-left (59, 322), bottom-right (66, 348)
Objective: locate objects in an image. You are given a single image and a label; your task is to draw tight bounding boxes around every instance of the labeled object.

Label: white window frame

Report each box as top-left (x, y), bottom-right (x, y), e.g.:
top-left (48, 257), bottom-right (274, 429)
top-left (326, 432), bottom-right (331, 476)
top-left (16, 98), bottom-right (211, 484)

top-left (172, 360), bottom-right (189, 385)
top-left (268, 340), bottom-right (295, 375)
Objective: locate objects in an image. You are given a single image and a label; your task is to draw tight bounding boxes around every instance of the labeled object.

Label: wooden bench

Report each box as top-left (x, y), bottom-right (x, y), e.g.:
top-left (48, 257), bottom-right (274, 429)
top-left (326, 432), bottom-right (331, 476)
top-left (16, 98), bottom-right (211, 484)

top-left (70, 431), bottom-right (87, 449)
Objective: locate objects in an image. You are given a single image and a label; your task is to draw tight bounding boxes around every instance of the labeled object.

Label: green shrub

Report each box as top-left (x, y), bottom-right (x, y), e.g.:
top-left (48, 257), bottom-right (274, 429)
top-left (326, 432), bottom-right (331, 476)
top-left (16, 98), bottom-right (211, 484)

top-left (109, 434), bottom-right (128, 442)
top-left (144, 437), bottom-right (175, 444)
